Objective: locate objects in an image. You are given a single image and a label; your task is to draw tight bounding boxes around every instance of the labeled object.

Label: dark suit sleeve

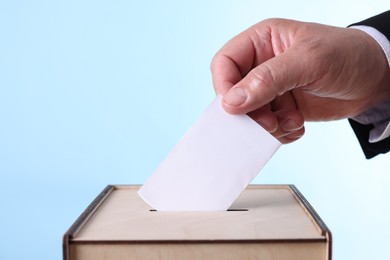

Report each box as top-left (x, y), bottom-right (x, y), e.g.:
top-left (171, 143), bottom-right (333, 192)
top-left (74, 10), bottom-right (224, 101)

top-left (348, 11), bottom-right (390, 159)
top-left (348, 119), bottom-right (390, 159)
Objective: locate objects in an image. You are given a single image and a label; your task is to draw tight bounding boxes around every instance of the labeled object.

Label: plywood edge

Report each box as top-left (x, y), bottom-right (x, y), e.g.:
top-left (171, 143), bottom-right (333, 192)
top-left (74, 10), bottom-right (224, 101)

top-left (288, 185), bottom-right (332, 260)
top-left (63, 185), bottom-right (115, 260)
top-left (70, 241), bottom-right (327, 260)
top-left (69, 238), bottom-right (327, 245)
top-left (245, 184), bottom-right (290, 190)
top-left (111, 184), bottom-right (142, 190)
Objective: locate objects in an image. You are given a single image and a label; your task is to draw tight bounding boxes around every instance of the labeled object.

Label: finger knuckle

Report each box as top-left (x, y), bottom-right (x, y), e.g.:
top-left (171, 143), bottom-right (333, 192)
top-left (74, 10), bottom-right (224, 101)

top-left (249, 65), bottom-right (280, 97)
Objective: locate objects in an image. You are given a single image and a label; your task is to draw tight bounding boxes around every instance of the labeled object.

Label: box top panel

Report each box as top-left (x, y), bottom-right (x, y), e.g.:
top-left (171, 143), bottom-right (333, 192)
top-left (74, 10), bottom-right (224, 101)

top-left (72, 185), bottom-right (326, 241)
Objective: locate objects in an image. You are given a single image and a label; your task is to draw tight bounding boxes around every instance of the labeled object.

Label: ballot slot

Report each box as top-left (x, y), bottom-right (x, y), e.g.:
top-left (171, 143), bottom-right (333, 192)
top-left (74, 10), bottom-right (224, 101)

top-left (149, 209), bottom-right (249, 212)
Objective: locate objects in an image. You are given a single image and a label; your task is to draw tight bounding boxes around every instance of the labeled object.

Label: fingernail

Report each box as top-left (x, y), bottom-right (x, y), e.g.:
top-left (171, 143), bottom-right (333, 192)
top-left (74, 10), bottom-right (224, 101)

top-left (282, 120), bottom-right (302, 132)
top-left (223, 87), bottom-right (247, 107)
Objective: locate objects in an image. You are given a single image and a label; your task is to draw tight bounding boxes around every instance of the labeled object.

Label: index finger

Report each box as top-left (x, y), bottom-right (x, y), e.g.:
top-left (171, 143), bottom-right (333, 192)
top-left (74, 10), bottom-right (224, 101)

top-left (210, 24), bottom-right (274, 94)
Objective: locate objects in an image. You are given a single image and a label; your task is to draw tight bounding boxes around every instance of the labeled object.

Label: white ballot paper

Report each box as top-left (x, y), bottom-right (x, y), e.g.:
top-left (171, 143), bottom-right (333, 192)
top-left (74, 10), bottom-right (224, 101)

top-left (138, 95), bottom-right (281, 211)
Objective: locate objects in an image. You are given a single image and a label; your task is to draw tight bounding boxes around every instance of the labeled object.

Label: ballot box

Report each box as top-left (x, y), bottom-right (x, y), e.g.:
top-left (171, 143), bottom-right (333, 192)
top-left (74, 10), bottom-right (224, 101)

top-left (63, 185), bottom-right (331, 260)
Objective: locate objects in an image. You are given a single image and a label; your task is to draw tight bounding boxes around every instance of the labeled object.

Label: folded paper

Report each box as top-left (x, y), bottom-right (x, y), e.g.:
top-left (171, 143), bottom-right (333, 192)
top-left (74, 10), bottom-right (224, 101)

top-left (138, 95), bottom-right (281, 211)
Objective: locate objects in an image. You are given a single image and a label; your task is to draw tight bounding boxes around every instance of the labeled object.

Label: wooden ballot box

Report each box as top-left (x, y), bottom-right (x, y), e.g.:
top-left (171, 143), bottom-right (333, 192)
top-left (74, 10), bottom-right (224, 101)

top-left (63, 185), bottom-right (332, 260)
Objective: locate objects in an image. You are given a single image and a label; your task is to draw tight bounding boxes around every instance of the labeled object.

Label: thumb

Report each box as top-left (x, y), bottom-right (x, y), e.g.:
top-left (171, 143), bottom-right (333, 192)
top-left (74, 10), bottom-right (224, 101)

top-left (221, 48), bottom-right (312, 114)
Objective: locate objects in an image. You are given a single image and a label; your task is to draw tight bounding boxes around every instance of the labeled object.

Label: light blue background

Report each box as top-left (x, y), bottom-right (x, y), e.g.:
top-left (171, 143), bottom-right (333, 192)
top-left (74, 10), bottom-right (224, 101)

top-left (0, 1), bottom-right (389, 259)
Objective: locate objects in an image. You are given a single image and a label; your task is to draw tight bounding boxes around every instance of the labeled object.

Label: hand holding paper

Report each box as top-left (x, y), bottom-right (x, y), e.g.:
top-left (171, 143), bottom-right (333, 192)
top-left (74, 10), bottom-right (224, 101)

top-left (138, 95), bottom-right (281, 211)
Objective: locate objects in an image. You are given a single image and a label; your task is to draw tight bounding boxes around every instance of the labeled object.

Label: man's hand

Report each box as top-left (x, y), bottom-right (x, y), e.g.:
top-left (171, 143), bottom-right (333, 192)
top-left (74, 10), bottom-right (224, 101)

top-left (211, 19), bottom-right (390, 143)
